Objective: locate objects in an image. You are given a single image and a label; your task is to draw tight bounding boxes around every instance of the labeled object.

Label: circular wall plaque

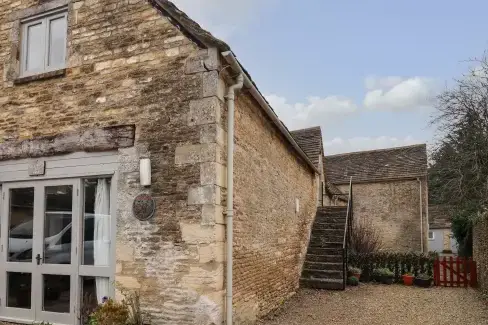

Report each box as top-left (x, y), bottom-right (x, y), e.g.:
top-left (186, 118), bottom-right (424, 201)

top-left (133, 193), bottom-right (156, 221)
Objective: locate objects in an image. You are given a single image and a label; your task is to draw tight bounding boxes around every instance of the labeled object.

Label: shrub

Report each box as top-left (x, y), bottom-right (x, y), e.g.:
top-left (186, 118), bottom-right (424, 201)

top-left (373, 268), bottom-right (394, 277)
top-left (347, 276), bottom-right (359, 286)
top-left (416, 273), bottom-right (431, 280)
top-left (349, 217), bottom-right (383, 254)
top-left (403, 272), bottom-right (413, 276)
top-left (349, 251), bottom-right (436, 283)
top-left (90, 299), bottom-right (129, 325)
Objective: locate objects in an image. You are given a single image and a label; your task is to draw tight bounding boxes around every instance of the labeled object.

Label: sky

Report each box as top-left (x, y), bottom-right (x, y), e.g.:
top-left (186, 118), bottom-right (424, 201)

top-left (172, 0), bottom-right (488, 155)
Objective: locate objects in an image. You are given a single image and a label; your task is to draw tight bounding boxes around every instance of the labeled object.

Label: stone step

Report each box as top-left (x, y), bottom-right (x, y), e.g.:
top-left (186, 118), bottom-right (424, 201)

top-left (314, 217), bottom-right (347, 225)
top-left (317, 206), bottom-right (348, 212)
top-left (302, 268), bottom-right (344, 280)
top-left (311, 228), bottom-right (343, 236)
top-left (304, 261), bottom-right (343, 271)
top-left (310, 236), bottom-right (344, 246)
top-left (307, 247), bottom-right (343, 256)
top-left (308, 241), bottom-right (343, 249)
top-left (310, 234), bottom-right (344, 243)
top-left (313, 222), bottom-right (345, 230)
top-left (300, 278), bottom-right (344, 290)
top-left (305, 254), bottom-right (343, 263)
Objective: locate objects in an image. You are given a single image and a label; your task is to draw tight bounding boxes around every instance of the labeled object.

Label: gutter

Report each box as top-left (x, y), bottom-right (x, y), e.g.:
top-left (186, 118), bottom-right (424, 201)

top-left (221, 51), bottom-right (319, 175)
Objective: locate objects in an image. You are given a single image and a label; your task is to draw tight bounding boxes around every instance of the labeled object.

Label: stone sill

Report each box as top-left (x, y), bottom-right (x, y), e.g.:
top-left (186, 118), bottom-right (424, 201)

top-left (14, 68), bottom-right (66, 85)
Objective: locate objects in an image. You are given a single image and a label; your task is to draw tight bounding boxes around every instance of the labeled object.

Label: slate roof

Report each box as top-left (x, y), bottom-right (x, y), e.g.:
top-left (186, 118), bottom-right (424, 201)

top-left (429, 205), bottom-right (452, 229)
top-left (290, 127), bottom-right (323, 168)
top-left (325, 144), bottom-right (428, 184)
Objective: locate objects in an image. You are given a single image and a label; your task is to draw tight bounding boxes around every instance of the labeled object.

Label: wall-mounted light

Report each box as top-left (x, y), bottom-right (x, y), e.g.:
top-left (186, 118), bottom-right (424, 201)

top-left (140, 158), bottom-right (151, 187)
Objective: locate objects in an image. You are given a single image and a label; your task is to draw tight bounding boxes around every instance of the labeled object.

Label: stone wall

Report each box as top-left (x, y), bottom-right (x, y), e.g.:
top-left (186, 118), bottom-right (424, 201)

top-left (233, 94), bottom-right (318, 323)
top-left (1, 0), bottom-right (226, 323)
top-left (473, 218), bottom-right (488, 294)
top-left (339, 178), bottom-right (428, 252)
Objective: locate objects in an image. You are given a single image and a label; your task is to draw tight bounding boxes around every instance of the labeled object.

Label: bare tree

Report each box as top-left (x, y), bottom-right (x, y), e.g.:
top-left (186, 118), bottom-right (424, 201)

top-left (349, 217), bottom-right (383, 254)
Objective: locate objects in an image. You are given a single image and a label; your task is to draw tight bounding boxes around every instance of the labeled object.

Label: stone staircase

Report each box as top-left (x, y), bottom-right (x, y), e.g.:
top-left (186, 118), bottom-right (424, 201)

top-left (300, 206), bottom-right (348, 290)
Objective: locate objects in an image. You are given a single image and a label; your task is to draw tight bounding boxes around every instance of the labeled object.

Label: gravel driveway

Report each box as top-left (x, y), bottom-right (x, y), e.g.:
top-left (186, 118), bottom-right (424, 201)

top-left (259, 284), bottom-right (488, 325)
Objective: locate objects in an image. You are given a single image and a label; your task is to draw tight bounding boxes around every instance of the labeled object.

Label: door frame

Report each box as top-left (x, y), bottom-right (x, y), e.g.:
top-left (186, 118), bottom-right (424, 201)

top-left (0, 172), bottom-right (118, 325)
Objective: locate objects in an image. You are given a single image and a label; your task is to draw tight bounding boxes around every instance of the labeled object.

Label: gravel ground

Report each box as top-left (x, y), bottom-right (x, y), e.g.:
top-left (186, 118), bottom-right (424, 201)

top-left (259, 284), bottom-right (488, 325)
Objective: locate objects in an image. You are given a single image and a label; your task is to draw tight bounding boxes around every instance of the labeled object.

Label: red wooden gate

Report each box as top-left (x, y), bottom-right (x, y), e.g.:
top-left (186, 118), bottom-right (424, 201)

top-left (433, 256), bottom-right (477, 287)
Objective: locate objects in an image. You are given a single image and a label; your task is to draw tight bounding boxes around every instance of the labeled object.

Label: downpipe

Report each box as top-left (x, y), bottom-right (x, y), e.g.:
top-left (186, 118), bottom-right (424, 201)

top-left (225, 73), bottom-right (244, 325)
top-left (417, 178), bottom-right (424, 253)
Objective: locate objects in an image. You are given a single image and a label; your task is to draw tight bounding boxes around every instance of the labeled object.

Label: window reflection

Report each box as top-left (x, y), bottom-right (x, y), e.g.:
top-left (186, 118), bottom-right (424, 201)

top-left (8, 188), bottom-right (34, 262)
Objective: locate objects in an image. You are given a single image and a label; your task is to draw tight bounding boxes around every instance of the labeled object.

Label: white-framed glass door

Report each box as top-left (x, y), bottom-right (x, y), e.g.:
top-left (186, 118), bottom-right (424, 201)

top-left (0, 179), bottom-right (80, 325)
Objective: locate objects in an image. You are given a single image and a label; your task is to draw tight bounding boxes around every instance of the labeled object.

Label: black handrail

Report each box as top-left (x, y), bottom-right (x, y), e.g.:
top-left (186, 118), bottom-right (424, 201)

top-left (342, 177), bottom-right (353, 290)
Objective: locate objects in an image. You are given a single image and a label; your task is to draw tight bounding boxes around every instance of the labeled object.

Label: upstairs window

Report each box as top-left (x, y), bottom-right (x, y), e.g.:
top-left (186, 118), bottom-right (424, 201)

top-left (20, 9), bottom-right (67, 77)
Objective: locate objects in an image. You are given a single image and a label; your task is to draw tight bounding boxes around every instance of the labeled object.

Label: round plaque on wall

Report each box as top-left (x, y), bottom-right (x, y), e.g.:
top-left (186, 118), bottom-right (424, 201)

top-left (133, 193), bottom-right (156, 221)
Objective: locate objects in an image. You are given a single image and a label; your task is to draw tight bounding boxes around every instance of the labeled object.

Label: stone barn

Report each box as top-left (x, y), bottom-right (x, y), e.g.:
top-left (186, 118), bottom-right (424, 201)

top-left (324, 145), bottom-right (429, 252)
top-left (0, 0), bottom-right (320, 324)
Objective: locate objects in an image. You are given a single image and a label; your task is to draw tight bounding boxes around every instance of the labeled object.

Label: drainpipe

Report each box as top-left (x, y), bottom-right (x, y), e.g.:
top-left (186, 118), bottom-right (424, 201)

top-left (225, 73), bottom-right (244, 325)
top-left (417, 177), bottom-right (424, 253)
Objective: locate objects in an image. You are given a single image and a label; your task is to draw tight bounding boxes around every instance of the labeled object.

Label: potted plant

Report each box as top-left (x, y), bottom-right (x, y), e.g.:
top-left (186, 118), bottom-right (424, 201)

top-left (373, 268), bottom-right (395, 285)
top-left (347, 276), bottom-right (359, 286)
top-left (348, 266), bottom-right (362, 280)
top-left (414, 273), bottom-right (432, 288)
top-left (402, 272), bottom-right (414, 286)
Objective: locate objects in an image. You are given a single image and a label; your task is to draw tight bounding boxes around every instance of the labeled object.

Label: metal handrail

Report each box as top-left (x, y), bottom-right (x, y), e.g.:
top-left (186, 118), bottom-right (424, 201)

top-left (342, 177), bottom-right (353, 289)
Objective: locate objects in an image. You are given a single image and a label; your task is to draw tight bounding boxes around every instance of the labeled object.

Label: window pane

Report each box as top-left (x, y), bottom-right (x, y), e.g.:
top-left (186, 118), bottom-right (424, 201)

top-left (47, 16), bottom-right (66, 67)
top-left (7, 272), bottom-right (32, 308)
top-left (83, 179), bottom-right (111, 266)
top-left (43, 274), bottom-right (70, 313)
top-left (81, 276), bottom-right (110, 323)
top-left (44, 185), bottom-right (73, 265)
top-left (9, 188), bottom-right (34, 262)
top-left (25, 22), bottom-right (45, 72)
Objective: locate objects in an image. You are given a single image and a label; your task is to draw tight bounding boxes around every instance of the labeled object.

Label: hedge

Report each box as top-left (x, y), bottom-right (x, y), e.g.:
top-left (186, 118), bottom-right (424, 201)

top-left (348, 251), bottom-right (438, 283)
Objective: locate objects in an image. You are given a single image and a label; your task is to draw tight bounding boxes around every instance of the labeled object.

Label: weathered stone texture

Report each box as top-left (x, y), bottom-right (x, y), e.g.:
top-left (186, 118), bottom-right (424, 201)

top-left (339, 179), bottom-right (428, 252)
top-left (233, 94), bottom-right (318, 323)
top-left (473, 218), bottom-right (488, 294)
top-left (0, 0), bottom-right (225, 323)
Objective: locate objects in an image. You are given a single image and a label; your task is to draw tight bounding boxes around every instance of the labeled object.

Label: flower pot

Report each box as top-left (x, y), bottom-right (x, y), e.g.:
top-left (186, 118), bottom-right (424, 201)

top-left (402, 275), bottom-right (414, 286)
top-left (352, 273), bottom-right (361, 280)
top-left (414, 277), bottom-right (432, 288)
top-left (380, 276), bottom-right (394, 285)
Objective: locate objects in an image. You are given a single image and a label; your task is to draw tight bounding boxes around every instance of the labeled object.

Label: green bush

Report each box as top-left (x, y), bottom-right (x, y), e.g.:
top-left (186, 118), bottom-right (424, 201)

top-left (349, 251), bottom-right (437, 283)
top-left (347, 276), bottom-right (359, 286)
top-left (348, 266), bottom-right (362, 275)
top-left (373, 268), bottom-right (394, 277)
top-left (90, 299), bottom-right (129, 325)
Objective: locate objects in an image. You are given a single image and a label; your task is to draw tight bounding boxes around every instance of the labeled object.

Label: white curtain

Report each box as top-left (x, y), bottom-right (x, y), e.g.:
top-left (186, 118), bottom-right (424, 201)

top-left (94, 179), bottom-right (110, 303)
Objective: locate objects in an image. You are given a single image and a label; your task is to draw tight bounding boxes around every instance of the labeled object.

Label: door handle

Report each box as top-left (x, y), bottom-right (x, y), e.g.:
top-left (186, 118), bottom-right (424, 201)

top-left (35, 254), bottom-right (43, 265)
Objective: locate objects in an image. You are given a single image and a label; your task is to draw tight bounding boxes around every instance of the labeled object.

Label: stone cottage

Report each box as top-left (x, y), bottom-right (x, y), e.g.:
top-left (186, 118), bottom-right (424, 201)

top-left (325, 145), bottom-right (429, 252)
top-left (0, 0), bottom-right (320, 324)
top-left (428, 205), bottom-right (458, 254)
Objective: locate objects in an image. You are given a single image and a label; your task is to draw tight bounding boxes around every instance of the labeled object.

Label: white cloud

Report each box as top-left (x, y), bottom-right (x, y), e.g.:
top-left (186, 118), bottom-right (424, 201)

top-left (363, 76), bottom-right (438, 111)
top-left (171, 0), bottom-right (277, 40)
top-left (267, 94), bottom-right (358, 130)
top-left (324, 136), bottom-right (419, 155)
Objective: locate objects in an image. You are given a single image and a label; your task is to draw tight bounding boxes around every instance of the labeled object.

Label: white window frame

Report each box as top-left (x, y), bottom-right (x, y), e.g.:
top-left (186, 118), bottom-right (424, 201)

top-left (428, 231), bottom-right (435, 241)
top-left (20, 8), bottom-right (68, 77)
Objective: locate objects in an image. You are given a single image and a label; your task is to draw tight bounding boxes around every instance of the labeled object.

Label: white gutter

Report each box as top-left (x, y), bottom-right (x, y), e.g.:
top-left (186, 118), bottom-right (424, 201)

top-left (221, 51), bottom-right (319, 175)
top-left (225, 73), bottom-right (244, 325)
top-left (418, 177), bottom-right (424, 253)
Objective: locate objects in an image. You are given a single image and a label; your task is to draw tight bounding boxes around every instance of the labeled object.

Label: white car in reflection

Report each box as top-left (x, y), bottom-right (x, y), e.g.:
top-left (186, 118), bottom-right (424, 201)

top-left (9, 212), bottom-right (106, 264)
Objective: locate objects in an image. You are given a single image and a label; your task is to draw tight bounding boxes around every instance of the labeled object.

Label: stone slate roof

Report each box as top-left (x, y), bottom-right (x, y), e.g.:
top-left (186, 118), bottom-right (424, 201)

top-left (325, 144), bottom-right (428, 184)
top-left (290, 127), bottom-right (323, 168)
top-left (429, 205), bottom-right (452, 229)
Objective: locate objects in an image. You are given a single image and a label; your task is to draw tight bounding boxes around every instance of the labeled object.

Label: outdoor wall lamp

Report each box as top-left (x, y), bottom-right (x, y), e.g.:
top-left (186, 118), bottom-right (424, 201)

top-left (140, 158), bottom-right (151, 186)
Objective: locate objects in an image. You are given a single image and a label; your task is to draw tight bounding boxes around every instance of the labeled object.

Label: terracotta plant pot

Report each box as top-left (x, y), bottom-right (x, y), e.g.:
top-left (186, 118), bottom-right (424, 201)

top-left (352, 273), bottom-right (361, 280)
top-left (402, 275), bottom-right (414, 286)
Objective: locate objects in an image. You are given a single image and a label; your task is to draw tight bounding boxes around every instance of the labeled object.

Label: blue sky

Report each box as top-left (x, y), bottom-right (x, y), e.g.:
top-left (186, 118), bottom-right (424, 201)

top-left (173, 0), bottom-right (488, 154)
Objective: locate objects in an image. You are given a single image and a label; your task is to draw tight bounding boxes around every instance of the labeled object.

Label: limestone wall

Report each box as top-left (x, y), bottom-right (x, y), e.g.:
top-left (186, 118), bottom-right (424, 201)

top-left (232, 94), bottom-right (318, 323)
top-left (338, 178), bottom-right (428, 252)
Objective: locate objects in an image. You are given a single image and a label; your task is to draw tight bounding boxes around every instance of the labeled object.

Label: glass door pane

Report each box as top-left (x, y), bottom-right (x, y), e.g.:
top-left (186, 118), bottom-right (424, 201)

top-left (43, 185), bottom-right (73, 265)
top-left (8, 188), bottom-right (34, 263)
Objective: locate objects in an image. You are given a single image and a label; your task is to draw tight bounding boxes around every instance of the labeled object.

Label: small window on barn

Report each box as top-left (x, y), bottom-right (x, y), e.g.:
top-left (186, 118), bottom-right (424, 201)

top-left (20, 8), bottom-right (67, 77)
top-left (428, 231), bottom-right (434, 240)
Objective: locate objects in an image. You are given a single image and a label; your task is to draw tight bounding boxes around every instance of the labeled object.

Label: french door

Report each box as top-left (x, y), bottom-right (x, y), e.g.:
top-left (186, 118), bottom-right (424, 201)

top-left (0, 179), bottom-right (80, 324)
